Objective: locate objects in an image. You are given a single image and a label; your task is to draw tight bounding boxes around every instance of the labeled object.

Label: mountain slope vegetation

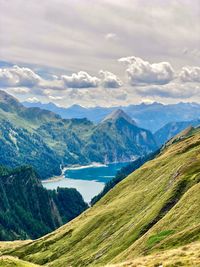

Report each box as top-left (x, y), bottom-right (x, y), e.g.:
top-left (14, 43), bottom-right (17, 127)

top-left (0, 165), bottom-right (88, 241)
top-left (3, 126), bottom-right (200, 266)
top-left (0, 90), bottom-right (157, 178)
top-left (1, 242), bottom-right (200, 267)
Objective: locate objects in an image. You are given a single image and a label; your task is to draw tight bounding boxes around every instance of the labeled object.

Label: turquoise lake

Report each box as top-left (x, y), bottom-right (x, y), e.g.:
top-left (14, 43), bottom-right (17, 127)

top-left (42, 162), bottom-right (131, 203)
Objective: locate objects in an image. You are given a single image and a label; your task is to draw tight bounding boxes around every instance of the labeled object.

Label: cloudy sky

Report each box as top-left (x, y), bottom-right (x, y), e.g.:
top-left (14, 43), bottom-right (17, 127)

top-left (0, 0), bottom-right (200, 107)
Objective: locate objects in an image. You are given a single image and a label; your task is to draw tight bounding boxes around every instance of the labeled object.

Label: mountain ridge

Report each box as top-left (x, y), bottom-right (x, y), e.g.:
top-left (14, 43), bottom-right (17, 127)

top-left (0, 90), bottom-right (157, 178)
top-left (154, 119), bottom-right (200, 146)
top-left (102, 109), bottom-right (136, 125)
top-left (23, 99), bottom-right (200, 132)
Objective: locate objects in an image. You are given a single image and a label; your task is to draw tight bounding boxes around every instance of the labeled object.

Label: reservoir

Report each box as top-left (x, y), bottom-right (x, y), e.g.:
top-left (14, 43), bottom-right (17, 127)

top-left (42, 162), bottom-right (131, 203)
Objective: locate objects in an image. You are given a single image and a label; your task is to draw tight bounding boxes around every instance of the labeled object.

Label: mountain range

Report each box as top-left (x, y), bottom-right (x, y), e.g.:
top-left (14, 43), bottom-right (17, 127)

top-left (1, 125), bottom-right (200, 266)
top-left (0, 90), bottom-right (157, 179)
top-left (154, 119), bottom-right (200, 146)
top-left (23, 100), bottom-right (200, 132)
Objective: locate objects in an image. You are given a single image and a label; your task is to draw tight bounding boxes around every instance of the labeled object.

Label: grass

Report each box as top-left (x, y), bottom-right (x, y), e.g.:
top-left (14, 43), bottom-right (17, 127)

top-left (0, 241), bottom-right (32, 256)
top-left (107, 241), bottom-right (200, 267)
top-left (147, 230), bottom-right (175, 248)
top-left (0, 256), bottom-right (40, 267)
top-left (2, 128), bottom-right (200, 266)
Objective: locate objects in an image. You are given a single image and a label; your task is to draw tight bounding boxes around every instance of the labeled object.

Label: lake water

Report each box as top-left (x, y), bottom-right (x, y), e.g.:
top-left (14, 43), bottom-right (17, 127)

top-left (42, 162), bottom-right (130, 203)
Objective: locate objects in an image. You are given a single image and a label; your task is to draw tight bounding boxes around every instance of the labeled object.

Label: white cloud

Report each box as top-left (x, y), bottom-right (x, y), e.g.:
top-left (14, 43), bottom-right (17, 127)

top-left (179, 66), bottom-right (200, 83)
top-left (119, 56), bottom-right (175, 86)
top-left (99, 70), bottom-right (122, 88)
top-left (1, 59), bottom-right (200, 107)
top-left (26, 97), bottom-right (39, 103)
top-left (140, 98), bottom-right (155, 105)
top-left (0, 65), bottom-right (41, 87)
top-left (61, 71), bottom-right (100, 88)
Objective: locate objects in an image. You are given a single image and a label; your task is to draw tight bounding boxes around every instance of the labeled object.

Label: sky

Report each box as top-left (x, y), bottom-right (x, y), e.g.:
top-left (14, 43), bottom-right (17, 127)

top-left (0, 0), bottom-right (200, 107)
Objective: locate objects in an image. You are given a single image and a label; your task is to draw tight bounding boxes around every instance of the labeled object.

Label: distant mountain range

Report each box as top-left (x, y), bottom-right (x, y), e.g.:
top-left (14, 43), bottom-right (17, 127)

top-left (23, 101), bottom-right (200, 132)
top-left (0, 90), bottom-right (157, 178)
top-left (154, 119), bottom-right (200, 146)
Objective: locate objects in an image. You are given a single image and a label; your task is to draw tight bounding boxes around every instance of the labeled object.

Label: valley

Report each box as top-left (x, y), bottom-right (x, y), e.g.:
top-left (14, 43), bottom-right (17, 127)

top-left (0, 86), bottom-right (200, 267)
top-left (1, 125), bottom-right (200, 266)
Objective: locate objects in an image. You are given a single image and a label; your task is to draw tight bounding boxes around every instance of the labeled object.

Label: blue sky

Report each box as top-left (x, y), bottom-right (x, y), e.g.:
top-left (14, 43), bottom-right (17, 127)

top-left (0, 0), bottom-right (200, 107)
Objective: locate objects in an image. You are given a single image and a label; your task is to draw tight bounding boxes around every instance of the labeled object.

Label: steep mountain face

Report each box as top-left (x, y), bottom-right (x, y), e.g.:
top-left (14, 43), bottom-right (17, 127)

top-left (154, 119), bottom-right (200, 146)
top-left (0, 91), bottom-right (157, 178)
top-left (5, 126), bottom-right (200, 266)
top-left (0, 120), bottom-right (61, 179)
top-left (83, 110), bottom-right (157, 163)
top-left (0, 165), bottom-right (88, 241)
top-left (23, 100), bottom-right (200, 132)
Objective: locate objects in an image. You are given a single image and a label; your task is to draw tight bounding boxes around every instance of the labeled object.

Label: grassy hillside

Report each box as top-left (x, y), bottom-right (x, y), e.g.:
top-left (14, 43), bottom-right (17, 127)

top-left (2, 126), bottom-right (200, 266)
top-left (1, 242), bottom-right (200, 267)
top-left (108, 241), bottom-right (200, 267)
top-left (0, 256), bottom-right (40, 267)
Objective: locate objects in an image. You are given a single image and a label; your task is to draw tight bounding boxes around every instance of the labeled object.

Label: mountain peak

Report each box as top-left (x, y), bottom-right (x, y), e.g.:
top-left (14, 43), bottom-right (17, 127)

top-left (0, 90), bottom-right (24, 112)
top-left (102, 109), bottom-right (136, 125)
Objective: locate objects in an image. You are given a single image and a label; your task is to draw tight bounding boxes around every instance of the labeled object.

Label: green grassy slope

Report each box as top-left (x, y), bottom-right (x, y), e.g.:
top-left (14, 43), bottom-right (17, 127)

top-left (0, 256), bottom-right (40, 267)
top-left (4, 127), bottom-right (200, 266)
top-left (108, 241), bottom-right (200, 266)
top-left (1, 242), bottom-right (200, 267)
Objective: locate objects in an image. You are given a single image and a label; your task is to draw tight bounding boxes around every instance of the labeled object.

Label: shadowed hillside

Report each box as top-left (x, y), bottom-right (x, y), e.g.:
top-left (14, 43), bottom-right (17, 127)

top-left (0, 166), bottom-right (88, 241)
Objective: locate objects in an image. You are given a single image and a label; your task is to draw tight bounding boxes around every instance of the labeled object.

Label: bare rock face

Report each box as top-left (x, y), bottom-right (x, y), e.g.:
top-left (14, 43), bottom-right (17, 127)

top-left (102, 109), bottom-right (136, 126)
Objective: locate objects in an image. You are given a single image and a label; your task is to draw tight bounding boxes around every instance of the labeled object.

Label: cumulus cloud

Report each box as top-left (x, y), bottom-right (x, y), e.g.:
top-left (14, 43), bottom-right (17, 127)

top-left (119, 56), bottom-right (175, 86)
top-left (1, 59), bottom-right (200, 106)
top-left (179, 66), bottom-right (200, 83)
top-left (0, 65), bottom-right (41, 87)
top-left (61, 71), bottom-right (100, 88)
top-left (0, 66), bottom-right (103, 93)
top-left (99, 70), bottom-right (122, 88)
